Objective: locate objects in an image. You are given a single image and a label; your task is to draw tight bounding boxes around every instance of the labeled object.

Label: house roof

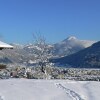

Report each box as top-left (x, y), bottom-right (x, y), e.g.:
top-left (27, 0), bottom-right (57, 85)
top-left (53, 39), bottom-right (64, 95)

top-left (0, 41), bottom-right (13, 48)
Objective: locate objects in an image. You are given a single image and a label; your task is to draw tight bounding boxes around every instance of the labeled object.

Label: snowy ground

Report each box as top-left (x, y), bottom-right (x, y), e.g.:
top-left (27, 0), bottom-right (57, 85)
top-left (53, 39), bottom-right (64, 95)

top-left (0, 79), bottom-right (99, 100)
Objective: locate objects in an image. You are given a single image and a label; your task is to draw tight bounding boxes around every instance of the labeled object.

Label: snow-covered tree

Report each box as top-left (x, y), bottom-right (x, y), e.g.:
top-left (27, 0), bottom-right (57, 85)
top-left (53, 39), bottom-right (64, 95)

top-left (33, 34), bottom-right (53, 73)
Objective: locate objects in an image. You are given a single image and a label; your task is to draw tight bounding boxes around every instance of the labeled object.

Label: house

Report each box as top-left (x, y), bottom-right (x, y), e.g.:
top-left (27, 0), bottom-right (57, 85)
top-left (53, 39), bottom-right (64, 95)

top-left (0, 41), bottom-right (13, 50)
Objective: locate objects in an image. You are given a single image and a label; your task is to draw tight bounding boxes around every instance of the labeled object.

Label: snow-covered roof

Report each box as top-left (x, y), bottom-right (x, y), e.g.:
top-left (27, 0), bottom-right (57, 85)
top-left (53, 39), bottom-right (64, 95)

top-left (0, 41), bottom-right (13, 48)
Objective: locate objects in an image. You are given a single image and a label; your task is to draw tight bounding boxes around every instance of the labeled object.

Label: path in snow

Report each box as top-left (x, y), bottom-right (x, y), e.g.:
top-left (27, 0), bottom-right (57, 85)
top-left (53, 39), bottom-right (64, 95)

top-left (56, 83), bottom-right (84, 100)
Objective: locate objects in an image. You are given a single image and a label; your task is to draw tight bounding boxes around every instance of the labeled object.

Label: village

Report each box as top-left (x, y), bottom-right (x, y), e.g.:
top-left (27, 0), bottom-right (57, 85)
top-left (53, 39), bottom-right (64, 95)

top-left (0, 63), bottom-right (100, 81)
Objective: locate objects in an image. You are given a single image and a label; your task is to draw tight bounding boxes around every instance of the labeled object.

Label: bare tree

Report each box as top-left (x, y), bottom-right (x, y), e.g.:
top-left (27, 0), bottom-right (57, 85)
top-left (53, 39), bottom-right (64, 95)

top-left (33, 33), bottom-right (53, 73)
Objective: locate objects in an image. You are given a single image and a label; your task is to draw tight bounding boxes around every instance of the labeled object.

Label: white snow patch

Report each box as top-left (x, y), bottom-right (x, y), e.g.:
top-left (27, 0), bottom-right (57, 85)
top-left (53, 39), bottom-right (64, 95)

top-left (0, 79), bottom-right (99, 100)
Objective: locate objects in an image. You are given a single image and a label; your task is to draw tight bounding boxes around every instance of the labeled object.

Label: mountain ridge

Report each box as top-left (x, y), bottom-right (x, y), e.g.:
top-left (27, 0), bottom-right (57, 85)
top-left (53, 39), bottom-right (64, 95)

top-left (0, 36), bottom-right (96, 66)
top-left (52, 41), bottom-right (100, 68)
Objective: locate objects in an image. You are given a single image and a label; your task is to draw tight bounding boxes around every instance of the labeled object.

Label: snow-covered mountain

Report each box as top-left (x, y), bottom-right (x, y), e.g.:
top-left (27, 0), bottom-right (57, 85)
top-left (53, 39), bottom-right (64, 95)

top-left (52, 41), bottom-right (100, 68)
top-left (0, 43), bottom-right (53, 65)
top-left (52, 36), bottom-right (95, 57)
top-left (0, 36), bottom-right (96, 65)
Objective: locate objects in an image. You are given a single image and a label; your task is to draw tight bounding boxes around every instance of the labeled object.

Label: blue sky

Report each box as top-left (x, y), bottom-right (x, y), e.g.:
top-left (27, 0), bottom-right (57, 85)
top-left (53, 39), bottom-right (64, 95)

top-left (0, 0), bottom-right (100, 44)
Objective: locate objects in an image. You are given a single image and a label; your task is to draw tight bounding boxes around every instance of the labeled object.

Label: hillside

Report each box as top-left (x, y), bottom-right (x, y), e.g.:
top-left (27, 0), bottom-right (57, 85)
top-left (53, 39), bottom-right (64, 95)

top-left (52, 41), bottom-right (100, 68)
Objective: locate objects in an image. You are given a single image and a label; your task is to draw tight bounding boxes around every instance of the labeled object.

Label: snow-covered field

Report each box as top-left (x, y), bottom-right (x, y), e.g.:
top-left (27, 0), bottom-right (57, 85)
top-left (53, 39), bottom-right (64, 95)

top-left (0, 79), bottom-right (99, 100)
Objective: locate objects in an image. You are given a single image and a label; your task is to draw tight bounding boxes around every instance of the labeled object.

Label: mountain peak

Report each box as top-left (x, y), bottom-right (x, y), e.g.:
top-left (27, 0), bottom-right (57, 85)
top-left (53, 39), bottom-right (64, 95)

top-left (62, 36), bottom-right (77, 42)
top-left (67, 36), bottom-right (77, 41)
